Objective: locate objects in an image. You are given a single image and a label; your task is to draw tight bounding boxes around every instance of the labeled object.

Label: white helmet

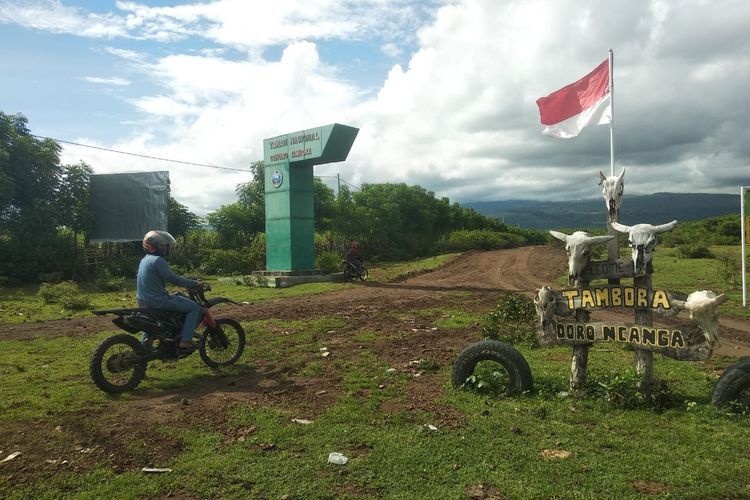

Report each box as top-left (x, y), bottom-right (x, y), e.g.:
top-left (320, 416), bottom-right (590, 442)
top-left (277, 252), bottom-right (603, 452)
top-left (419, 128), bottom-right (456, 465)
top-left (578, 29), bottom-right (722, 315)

top-left (142, 230), bottom-right (176, 256)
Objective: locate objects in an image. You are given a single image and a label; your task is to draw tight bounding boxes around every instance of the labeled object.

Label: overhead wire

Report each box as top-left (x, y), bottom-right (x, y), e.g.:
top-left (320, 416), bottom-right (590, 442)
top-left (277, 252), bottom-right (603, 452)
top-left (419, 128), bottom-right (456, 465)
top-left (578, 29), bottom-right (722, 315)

top-left (316, 174), bottom-right (361, 191)
top-left (32, 134), bottom-right (364, 188)
top-left (31, 135), bottom-right (251, 172)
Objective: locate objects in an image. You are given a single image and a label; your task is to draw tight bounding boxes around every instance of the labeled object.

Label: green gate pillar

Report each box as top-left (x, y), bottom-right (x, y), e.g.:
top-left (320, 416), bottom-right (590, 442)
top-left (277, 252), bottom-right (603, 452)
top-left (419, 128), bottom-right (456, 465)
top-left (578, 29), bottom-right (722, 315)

top-left (263, 123), bottom-right (358, 272)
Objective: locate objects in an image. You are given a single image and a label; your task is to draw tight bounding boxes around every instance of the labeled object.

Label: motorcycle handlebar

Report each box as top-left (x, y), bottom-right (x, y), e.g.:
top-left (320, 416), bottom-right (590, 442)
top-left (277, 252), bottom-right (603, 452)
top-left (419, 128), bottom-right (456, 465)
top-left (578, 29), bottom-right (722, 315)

top-left (187, 278), bottom-right (210, 292)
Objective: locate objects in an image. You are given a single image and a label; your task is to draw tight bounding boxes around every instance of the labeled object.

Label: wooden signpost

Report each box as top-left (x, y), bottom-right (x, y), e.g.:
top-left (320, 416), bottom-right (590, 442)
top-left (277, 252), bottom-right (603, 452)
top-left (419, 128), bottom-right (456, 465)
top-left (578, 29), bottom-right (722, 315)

top-left (535, 174), bottom-right (725, 394)
top-left (454, 171), bottom-right (729, 404)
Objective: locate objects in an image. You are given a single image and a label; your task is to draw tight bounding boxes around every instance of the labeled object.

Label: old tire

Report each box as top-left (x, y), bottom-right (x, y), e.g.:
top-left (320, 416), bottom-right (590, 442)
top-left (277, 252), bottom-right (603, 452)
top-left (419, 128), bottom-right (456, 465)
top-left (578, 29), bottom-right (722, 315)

top-left (199, 318), bottom-right (246, 368)
top-left (90, 334), bottom-right (147, 394)
top-left (452, 340), bottom-right (533, 395)
top-left (711, 358), bottom-right (750, 408)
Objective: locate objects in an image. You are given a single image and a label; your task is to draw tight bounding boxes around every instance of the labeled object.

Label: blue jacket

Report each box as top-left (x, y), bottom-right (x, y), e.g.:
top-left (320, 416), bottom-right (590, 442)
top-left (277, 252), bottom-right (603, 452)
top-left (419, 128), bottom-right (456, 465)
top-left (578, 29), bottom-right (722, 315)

top-left (136, 254), bottom-right (199, 307)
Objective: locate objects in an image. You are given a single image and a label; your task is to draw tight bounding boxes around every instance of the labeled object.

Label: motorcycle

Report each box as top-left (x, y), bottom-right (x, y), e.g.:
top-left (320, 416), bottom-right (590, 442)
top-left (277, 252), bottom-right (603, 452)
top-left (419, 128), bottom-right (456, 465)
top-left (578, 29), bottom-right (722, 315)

top-left (89, 283), bottom-right (245, 394)
top-left (342, 259), bottom-right (368, 281)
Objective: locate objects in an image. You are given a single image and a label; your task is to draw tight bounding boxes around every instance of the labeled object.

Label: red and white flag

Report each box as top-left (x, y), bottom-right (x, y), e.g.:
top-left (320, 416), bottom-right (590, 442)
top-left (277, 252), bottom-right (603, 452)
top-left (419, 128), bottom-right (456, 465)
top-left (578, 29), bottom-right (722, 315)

top-left (536, 59), bottom-right (611, 138)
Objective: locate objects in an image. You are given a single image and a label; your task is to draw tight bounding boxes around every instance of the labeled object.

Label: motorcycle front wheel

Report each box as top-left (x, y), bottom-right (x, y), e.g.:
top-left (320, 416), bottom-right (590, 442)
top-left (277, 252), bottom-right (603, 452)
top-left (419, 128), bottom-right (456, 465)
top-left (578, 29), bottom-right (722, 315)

top-left (199, 318), bottom-right (246, 368)
top-left (90, 334), bottom-right (147, 394)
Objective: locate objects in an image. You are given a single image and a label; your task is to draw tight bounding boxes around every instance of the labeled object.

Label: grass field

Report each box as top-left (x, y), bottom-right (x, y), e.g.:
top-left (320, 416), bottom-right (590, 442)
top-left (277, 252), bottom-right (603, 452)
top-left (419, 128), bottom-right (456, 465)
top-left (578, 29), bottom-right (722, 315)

top-left (1, 247), bottom-right (749, 498)
top-left (0, 253), bottom-right (460, 325)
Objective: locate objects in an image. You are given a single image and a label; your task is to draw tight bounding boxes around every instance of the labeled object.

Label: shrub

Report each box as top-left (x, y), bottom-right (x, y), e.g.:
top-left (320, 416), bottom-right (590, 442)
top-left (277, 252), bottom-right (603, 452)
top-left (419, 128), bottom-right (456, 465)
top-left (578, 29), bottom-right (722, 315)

top-left (37, 272), bottom-right (63, 284)
top-left (201, 249), bottom-right (255, 275)
top-left (677, 245), bottom-right (714, 259)
top-left (233, 275), bottom-right (269, 287)
top-left (316, 251), bottom-right (341, 273)
top-left (246, 233), bottom-right (266, 270)
top-left (589, 369), bottom-right (674, 410)
top-left (439, 229), bottom-right (526, 252)
top-left (96, 268), bottom-right (125, 291)
top-left (718, 255), bottom-right (741, 287)
top-left (38, 281), bottom-right (91, 309)
top-left (481, 293), bottom-right (538, 347)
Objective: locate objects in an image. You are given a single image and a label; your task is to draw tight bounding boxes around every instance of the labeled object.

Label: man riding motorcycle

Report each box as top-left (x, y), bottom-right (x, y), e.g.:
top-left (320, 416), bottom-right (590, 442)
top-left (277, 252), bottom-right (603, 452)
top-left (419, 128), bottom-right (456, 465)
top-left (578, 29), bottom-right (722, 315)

top-left (344, 240), bottom-right (363, 274)
top-left (136, 230), bottom-right (203, 351)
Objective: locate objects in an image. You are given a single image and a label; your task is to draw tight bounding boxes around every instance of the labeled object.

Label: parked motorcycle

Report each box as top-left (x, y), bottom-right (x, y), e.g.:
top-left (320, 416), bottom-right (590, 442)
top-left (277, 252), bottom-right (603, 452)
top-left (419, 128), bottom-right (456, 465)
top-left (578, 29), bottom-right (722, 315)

top-left (342, 259), bottom-right (368, 281)
top-left (90, 283), bottom-right (245, 394)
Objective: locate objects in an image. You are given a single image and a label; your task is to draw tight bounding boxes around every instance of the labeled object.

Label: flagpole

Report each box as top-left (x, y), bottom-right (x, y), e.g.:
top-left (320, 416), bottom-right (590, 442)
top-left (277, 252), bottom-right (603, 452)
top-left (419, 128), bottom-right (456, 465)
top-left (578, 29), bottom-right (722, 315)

top-left (742, 186), bottom-right (747, 307)
top-left (609, 49), bottom-right (614, 176)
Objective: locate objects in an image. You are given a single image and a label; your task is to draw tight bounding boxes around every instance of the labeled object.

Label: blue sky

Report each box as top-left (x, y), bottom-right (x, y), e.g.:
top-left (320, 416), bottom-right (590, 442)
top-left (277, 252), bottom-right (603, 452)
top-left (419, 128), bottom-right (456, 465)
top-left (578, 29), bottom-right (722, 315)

top-left (1, 0), bottom-right (749, 215)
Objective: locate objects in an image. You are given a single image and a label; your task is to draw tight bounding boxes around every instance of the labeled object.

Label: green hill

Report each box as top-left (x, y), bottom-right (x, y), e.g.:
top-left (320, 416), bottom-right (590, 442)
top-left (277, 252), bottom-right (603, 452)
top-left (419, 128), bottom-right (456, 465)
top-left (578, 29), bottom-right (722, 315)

top-left (465, 193), bottom-right (739, 229)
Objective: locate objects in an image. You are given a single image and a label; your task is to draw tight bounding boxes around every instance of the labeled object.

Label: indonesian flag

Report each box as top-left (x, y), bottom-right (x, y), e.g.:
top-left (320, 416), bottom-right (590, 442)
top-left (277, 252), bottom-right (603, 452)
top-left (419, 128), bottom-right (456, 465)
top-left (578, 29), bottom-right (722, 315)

top-left (536, 59), bottom-right (611, 138)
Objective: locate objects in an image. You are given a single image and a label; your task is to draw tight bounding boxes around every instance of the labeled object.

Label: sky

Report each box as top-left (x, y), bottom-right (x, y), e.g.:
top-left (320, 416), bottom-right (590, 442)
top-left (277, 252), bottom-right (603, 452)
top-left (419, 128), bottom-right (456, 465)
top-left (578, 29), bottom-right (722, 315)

top-left (1, 0), bottom-right (748, 216)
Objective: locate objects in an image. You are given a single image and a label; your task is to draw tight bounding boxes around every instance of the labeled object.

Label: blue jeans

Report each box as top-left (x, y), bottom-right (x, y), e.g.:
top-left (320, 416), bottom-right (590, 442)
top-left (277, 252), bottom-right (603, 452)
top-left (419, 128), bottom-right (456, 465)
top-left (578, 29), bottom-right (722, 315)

top-left (141, 295), bottom-right (203, 343)
top-left (163, 295), bottom-right (203, 342)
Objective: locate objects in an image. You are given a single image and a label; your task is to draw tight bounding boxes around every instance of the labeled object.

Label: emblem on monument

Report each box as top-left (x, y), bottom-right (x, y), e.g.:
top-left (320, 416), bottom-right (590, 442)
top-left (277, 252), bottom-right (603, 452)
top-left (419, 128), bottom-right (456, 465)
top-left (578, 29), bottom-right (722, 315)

top-left (271, 169), bottom-right (283, 188)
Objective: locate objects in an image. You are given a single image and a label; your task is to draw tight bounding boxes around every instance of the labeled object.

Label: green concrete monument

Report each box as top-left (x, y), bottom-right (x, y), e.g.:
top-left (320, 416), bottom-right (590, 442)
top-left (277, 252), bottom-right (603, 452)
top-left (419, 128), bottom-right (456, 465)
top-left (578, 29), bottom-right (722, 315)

top-left (263, 123), bottom-right (358, 272)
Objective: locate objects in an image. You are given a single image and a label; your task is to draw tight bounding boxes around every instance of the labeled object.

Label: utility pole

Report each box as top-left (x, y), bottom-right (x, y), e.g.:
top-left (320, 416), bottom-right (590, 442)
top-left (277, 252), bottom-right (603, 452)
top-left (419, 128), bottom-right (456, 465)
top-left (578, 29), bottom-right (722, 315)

top-left (337, 173), bottom-right (341, 197)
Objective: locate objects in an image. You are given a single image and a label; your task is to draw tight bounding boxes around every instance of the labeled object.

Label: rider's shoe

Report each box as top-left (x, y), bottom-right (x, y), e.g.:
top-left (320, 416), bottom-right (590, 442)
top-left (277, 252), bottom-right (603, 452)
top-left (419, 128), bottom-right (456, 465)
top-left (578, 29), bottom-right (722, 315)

top-left (178, 341), bottom-right (197, 351)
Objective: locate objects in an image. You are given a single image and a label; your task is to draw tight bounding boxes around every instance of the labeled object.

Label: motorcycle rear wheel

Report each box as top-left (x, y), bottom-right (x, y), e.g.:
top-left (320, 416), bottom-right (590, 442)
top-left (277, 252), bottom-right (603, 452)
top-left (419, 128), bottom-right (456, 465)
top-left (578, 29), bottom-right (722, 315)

top-left (358, 267), bottom-right (369, 281)
top-left (199, 318), bottom-right (246, 368)
top-left (90, 334), bottom-right (147, 394)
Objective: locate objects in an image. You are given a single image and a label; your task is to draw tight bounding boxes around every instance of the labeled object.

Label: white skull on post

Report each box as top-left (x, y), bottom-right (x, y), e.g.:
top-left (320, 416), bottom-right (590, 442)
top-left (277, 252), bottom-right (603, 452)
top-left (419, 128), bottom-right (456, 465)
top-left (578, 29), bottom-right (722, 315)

top-left (599, 169), bottom-right (625, 223)
top-left (549, 231), bottom-right (615, 285)
top-left (610, 220), bottom-right (678, 275)
top-left (671, 290), bottom-right (727, 346)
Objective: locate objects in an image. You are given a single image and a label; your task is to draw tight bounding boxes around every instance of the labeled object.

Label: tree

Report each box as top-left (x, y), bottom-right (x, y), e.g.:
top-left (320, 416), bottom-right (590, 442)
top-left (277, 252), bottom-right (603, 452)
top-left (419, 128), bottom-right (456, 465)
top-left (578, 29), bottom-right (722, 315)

top-left (57, 161), bottom-right (94, 241)
top-left (0, 112), bottom-right (76, 280)
top-left (314, 177), bottom-right (337, 231)
top-left (351, 183), bottom-right (444, 259)
top-left (205, 203), bottom-right (257, 249)
top-left (0, 112), bottom-right (63, 233)
top-left (235, 161), bottom-right (265, 233)
top-left (168, 196), bottom-right (201, 237)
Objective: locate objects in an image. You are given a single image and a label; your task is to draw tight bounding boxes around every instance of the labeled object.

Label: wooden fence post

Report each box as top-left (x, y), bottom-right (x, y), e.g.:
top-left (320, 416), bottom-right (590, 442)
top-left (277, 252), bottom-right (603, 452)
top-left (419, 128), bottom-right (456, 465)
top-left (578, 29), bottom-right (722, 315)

top-left (634, 273), bottom-right (654, 391)
top-left (570, 279), bottom-right (591, 394)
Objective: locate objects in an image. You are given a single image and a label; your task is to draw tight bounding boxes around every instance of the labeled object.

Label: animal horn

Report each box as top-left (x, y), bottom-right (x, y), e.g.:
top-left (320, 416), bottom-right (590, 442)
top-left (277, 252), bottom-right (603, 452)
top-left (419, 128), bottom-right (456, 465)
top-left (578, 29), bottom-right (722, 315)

top-left (671, 299), bottom-right (687, 310)
top-left (598, 171), bottom-right (607, 185)
top-left (652, 220), bottom-right (678, 233)
top-left (585, 235), bottom-right (616, 245)
top-left (617, 168), bottom-right (625, 180)
top-left (610, 221), bottom-right (630, 233)
top-left (549, 230), bottom-right (569, 242)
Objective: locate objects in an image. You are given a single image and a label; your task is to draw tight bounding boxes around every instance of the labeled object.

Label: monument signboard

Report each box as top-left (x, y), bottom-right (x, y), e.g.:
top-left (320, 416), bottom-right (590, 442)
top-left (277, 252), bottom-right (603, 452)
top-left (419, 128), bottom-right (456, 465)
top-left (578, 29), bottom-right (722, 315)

top-left (262, 124), bottom-right (358, 272)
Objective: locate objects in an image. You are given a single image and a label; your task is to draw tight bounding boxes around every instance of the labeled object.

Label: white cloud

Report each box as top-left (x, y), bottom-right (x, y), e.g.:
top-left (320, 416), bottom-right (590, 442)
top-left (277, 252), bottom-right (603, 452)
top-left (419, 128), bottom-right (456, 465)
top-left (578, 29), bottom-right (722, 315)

top-left (380, 42), bottom-right (402, 58)
top-left (0, 0), bottom-right (128, 36)
top-left (103, 46), bottom-right (141, 61)
top-left (28, 0), bottom-right (750, 214)
top-left (83, 76), bottom-right (131, 86)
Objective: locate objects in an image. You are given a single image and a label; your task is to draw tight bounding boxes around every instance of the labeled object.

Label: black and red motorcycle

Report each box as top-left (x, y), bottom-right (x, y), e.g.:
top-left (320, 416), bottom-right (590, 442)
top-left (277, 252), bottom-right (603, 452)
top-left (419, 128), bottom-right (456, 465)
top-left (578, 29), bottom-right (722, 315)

top-left (89, 284), bottom-right (245, 394)
top-left (341, 259), bottom-right (368, 281)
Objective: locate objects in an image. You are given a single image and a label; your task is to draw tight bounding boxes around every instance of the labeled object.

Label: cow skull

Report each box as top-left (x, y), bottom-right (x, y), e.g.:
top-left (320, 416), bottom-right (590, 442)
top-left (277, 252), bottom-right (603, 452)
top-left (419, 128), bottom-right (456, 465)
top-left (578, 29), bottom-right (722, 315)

top-left (549, 230), bottom-right (614, 285)
top-left (671, 290), bottom-right (727, 346)
top-left (599, 169), bottom-right (625, 223)
top-left (534, 286), bottom-right (556, 328)
top-left (610, 220), bottom-right (678, 276)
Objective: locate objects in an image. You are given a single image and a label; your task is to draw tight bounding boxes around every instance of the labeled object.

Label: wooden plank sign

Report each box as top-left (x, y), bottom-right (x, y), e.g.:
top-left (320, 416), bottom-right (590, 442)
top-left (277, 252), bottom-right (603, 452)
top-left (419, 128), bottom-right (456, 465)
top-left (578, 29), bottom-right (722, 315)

top-left (534, 285), bottom-right (719, 361)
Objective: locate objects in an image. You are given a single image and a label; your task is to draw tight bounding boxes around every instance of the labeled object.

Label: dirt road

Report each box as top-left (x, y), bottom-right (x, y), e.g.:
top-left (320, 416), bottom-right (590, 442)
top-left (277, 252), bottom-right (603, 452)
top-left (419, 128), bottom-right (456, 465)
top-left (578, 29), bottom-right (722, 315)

top-left (2, 245), bottom-right (748, 355)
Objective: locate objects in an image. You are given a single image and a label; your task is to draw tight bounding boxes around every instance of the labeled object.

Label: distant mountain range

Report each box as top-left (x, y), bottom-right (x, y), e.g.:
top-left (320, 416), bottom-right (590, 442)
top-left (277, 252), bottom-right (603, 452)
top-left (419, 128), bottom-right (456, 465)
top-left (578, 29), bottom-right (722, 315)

top-left (465, 193), bottom-right (740, 230)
